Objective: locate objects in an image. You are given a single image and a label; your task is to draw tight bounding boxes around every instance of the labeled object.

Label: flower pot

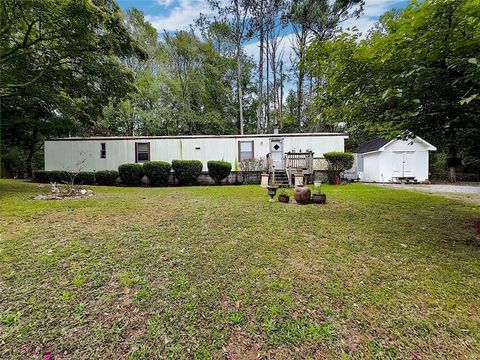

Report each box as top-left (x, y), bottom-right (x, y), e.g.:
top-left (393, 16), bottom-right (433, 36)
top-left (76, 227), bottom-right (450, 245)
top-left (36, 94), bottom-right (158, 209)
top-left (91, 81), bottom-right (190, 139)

top-left (278, 193), bottom-right (290, 203)
top-left (328, 174), bottom-right (339, 185)
top-left (311, 193), bottom-right (326, 204)
top-left (294, 185), bottom-right (311, 205)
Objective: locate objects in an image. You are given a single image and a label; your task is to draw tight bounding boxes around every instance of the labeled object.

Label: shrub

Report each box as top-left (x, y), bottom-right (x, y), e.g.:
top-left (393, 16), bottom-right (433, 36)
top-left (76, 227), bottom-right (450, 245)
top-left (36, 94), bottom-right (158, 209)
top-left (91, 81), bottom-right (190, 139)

top-left (95, 170), bottom-right (119, 186)
top-left (430, 153), bottom-right (447, 180)
top-left (118, 164), bottom-right (144, 186)
top-left (143, 161), bottom-right (171, 186)
top-left (324, 152), bottom-right (354, 184)
top-left (33, 170), bottom-right (70, 183)
top-left (48, 170), bottom-right (71, 183)
top-left (207, 160), bottom-right (232, 184)
top-left (32, 170), bottom-right (98, 185)
top-left (75, 172), bottom-right (95, 185)
top-left (33, 170), bottom-right (50, 183)
top-left (172, 160), bottom-right (203, 185)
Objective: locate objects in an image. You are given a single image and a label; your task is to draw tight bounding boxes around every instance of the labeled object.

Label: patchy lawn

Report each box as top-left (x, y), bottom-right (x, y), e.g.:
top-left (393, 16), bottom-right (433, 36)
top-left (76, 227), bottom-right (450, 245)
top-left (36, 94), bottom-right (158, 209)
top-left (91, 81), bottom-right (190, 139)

top-left (1, 179), bottom-right (479, 359)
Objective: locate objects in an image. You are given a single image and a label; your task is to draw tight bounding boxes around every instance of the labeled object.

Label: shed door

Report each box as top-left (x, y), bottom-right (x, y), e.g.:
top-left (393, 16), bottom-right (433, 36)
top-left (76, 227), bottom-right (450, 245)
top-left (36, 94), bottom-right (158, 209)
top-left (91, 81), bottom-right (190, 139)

top-left (270, 139), bottom-right (284, 169)
top-left (393, 151), bottom-right (414, 177)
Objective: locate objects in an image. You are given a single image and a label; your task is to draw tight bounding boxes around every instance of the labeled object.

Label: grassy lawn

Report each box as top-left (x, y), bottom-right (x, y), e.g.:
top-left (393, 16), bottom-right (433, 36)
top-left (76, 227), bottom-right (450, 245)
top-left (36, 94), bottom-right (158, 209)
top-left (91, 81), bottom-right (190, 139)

top-left (1, 179), bottom-right (479, 359)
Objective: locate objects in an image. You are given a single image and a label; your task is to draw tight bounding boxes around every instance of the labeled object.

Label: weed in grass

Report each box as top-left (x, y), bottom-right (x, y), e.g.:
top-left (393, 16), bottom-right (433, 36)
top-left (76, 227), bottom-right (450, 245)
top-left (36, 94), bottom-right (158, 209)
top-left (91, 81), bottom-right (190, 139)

top-left (1, 310), bottom-right (22, 326)
top-left (229, 312), bottom-right (244, 325)
top-left (117, 272), bottom-right (144, 287)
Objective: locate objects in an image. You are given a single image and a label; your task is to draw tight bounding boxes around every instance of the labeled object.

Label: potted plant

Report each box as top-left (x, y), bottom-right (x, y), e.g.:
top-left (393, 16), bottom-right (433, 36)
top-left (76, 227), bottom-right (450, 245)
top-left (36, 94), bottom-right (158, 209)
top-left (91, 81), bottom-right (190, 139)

top-left (311, 182), bottom-right (326, 204)
top-left (278, 190), bottom-right (290, 203)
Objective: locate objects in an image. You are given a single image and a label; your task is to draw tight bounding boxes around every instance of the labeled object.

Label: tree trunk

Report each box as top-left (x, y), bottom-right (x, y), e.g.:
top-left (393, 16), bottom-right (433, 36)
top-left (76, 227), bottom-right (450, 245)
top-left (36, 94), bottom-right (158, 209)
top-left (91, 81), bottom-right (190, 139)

top-left (279, 59), bottom-right (283, 130)
top-left (296, 26), bottom-right (307, 129)
top-left (256, 0), bottom-right (264, 133)
top-left (237, 45), bottom-right (244, 135)
top-left (271, 38), bottom-right (277, 126)
top-left (448, 143), bottom-right (457, 182)
top-left (448, 167), bottom-right (456, 182)
top-left (265, 29), bottom-right (270, 131)
top-left (25, 146), bottom-right (35, 179)
top-left (235, 0), bottom-right (244, 135)
top-left (297, 62), bottom-right (305, 129)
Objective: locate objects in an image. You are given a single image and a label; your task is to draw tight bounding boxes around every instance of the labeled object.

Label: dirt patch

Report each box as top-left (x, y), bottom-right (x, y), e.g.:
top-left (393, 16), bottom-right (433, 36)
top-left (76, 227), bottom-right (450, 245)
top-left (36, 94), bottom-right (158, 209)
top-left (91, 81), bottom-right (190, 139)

top-left (474, 221), bottom-right (480, 243)
top-left (224, 331), bottom-right (263, 360)
top-left (34, 189), bottom-right (94, 200)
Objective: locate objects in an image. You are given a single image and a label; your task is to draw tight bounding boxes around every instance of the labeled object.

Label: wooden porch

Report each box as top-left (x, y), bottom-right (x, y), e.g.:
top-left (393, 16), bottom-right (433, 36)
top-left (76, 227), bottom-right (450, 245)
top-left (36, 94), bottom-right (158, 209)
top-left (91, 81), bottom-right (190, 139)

top-left (267, 151), bottom-right (314, 187)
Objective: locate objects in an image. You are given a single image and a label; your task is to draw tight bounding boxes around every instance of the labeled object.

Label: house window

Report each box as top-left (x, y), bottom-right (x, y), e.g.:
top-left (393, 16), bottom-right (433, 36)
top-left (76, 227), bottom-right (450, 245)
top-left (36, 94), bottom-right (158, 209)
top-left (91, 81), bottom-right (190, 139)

top-left (100, 143), bottom-right (106, 159)
top-left (136, 142), bottom-right (150, 162)
top-left (238, 141), bottom-right (254, 161)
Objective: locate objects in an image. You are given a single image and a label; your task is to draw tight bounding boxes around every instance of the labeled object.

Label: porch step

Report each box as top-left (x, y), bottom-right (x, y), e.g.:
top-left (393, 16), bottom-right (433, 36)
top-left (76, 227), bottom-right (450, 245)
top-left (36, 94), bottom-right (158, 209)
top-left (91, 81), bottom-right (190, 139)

top-left (271, 170), bottom-right (290, 187)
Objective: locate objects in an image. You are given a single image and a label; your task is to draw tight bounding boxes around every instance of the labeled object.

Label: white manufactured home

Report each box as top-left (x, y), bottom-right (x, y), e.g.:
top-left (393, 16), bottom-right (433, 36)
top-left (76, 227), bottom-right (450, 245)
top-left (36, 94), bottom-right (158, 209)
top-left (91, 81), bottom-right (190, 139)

top-left (354, 137), bottom-right (436, 183)
top-left (44, 132), bottom-right (348, 177)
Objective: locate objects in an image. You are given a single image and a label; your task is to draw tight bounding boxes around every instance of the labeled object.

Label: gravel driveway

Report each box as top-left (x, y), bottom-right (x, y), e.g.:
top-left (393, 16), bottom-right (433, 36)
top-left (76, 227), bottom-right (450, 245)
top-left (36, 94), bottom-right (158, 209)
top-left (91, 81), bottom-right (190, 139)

top-left (373, 183), bottom-right (480, 204)
top-left (380, 184), bottom-right (480, 194)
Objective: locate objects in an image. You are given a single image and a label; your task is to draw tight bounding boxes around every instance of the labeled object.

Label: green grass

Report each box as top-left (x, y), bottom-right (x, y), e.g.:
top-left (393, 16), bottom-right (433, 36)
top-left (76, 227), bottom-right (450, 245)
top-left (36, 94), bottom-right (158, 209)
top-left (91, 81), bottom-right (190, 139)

top-left (1, 179), bottom-right (479, 359)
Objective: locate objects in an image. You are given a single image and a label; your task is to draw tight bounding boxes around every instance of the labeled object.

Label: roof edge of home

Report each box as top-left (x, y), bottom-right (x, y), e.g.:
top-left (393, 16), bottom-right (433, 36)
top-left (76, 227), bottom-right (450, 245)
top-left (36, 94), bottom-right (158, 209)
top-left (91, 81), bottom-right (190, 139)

top-left (47, 133), bottom-right (349, 141)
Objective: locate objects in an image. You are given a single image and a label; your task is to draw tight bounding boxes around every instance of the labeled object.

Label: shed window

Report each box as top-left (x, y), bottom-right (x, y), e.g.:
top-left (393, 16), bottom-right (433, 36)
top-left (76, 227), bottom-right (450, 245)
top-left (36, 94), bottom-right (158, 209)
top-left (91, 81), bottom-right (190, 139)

top-left (100, 143), bottom-right (106, 159)
top-left (136, 142), bottom-right (150, 162)
top-left (238, 141), bottom-right (254, 161)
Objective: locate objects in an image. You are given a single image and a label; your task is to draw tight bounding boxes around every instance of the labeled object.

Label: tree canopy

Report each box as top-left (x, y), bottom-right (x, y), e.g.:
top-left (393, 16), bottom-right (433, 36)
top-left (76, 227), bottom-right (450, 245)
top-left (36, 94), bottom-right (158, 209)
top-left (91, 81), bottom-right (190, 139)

top-left (306, 0), bottom-right (480, 169)
top-left (1, 0), bottom-right (146, 176)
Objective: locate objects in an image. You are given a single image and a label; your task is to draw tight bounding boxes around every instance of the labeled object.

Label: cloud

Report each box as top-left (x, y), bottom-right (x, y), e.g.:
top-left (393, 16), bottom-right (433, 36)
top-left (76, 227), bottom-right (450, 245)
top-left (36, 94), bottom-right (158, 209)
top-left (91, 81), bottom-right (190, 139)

top-left (244, 32), bottom-right (297, 65)
top-left (146, 0), bottom-right (214, 33)
top-left (155, 0), bottom-right (176, 6)
top-left (343, 0), bottom-right (407, 36)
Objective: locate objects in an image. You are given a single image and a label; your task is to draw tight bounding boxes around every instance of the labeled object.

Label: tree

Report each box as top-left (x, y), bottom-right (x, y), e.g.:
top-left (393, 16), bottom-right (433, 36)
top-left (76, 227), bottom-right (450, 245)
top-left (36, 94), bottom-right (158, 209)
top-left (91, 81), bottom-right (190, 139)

top-left (251, 0), bottom-right (266, 133)
top-left (307, 0), bottom-right (480, 181)
top-left (288, 0), bottom-right (364, 129)
top-left (0, 0), bottom-right (146, 176)
top-left (206, 0), bottom-right (255, 134)
top-left (102, 13), bottom-right (245, 137)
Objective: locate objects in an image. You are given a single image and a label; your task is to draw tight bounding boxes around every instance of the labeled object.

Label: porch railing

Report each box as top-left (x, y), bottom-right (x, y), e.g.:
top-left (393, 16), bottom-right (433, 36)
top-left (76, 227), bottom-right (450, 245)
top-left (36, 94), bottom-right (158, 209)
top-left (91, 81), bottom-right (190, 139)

top-left (267, 151), bottom-right (314, 186)
top-left (285, 151), bottom-right (314, 174)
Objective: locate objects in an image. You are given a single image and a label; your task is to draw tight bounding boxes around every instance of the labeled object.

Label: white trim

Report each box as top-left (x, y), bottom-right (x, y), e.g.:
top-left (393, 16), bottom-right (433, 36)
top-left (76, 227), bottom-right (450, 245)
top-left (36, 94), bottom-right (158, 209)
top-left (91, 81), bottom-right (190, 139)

top-left (359, 137), bottom-right (437, 155)
top-left (49, 132), bottom-right (349, 141)
top-left (382, 137), bottom-right (436, 151)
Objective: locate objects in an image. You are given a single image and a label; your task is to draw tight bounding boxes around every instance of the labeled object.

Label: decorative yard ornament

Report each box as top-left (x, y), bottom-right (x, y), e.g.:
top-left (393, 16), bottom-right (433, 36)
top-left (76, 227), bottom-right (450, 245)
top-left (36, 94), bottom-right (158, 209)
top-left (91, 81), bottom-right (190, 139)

top-left (267, 185), bottom-right (278, 202)
top-left (294, 185), bottom-right (311, 205)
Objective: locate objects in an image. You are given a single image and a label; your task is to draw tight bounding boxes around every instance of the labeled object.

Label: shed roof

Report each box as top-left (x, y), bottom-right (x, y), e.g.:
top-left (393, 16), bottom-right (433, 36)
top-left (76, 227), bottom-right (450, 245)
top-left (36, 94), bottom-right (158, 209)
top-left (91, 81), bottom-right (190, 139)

top-left (355, 138), bottom-right (390, 154)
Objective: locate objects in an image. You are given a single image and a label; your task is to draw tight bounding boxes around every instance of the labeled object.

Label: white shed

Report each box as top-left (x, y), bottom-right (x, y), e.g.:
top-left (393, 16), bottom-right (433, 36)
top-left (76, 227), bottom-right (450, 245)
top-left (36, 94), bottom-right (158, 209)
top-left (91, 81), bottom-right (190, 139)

top-left (355, 137), bottom-right (436, 183)
top-left (44, 133), bottom-right (348, 173)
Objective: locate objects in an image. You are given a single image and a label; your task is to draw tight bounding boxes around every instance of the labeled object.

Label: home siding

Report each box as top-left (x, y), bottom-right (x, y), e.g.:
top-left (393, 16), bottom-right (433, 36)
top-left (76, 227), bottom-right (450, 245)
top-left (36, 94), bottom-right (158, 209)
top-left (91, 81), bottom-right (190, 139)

top-left (44, 135), bottom-right (346, 172)
top-left (362, 153), bottom-right (382, 182)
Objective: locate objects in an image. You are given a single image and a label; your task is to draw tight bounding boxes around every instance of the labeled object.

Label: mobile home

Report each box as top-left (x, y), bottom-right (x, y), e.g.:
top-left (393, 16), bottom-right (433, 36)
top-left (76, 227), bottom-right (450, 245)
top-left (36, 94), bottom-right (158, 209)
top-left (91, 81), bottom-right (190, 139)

top-left (45, 132), bottom-right (348, 182)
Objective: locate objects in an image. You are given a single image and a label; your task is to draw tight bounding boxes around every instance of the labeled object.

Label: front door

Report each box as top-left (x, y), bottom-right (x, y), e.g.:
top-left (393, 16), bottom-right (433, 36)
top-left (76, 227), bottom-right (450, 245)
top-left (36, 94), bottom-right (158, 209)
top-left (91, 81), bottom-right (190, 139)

top-left (270, 139), bottom-right (284, 169)
top-left (393, 151), bottom-right (414, 177)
